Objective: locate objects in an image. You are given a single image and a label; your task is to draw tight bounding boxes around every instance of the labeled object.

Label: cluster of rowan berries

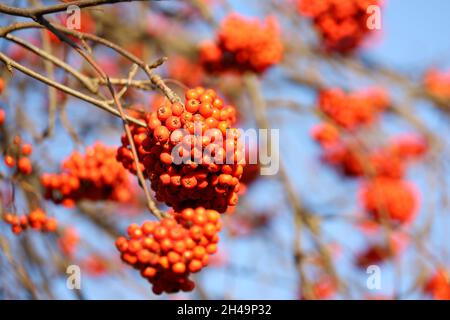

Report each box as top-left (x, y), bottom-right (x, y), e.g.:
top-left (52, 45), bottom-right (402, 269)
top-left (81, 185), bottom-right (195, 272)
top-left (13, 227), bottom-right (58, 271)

top-left (41, 143), bottom-right (132, 208)
top-left (312, 86), bottom-right (425, 226)
top-left (3, 209), bottom-right (57, 235)
top-left (318, 88), bottom-right (390, 130)
top-left (58, 227), bottom-right (79, 257)
top-left (297, 0), bottom-right (381, 53)
top-left (299, 276), bottom-right (337, 300)
top-left (317, 134), bottom-right (427, 179)
top-left (240, 145), bottom-right (260, 188)
top-left (167, 57), bottom-right (204, 87)
top-left (116, 207), bottom-right (221, 294)
top-left (315, 134), bottom-right (423, 225)
top-left (0, 77), bottom-right (5, 94)
top-left (199, 14), bottom-right (283, 73)
top-left (424, 69), bottom-right (450, 99)
top-left (0, 109), bottom-right (5, 126)
top-left (356, 232), bottom-right (408, 268)
top-left (117, 87), bottom-right (245, 213)
top-left (82, 254), bottom-right (108, 277)
top-left (3, 136), bottom-right (34, 176)
top-left (116, 87), bottom-right (245, 293)
top-left (424, 269), bottom-right (450, 300)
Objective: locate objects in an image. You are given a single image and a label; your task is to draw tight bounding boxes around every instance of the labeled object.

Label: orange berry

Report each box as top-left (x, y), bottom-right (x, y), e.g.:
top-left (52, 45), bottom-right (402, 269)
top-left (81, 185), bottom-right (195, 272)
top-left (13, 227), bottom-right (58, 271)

top-left (0, 109), bottom-right (5, 125)
top-left (153, 126), bottom-right (170, 143)
top-left (18, 157), bottom-right (32, 175)
top-left (188, 259), bottom-right (203, 273)
top-left (172, 262), bottom-right (186, 274)
top-left (4, 155), bottom-right (15, 168)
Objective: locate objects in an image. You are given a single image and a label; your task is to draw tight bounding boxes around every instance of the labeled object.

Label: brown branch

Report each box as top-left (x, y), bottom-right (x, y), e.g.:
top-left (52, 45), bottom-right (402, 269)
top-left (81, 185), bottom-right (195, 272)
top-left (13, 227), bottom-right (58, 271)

top-left (0, 0), bottom-right (149, 18)
top-left (0, 51), bottom-right (146, 127)
top-left (0, 21), bottom-right (180, 104)
top-left (244, 73), bottom-right (347, 299)
top-left (106, 65), bottom-right (165, 219)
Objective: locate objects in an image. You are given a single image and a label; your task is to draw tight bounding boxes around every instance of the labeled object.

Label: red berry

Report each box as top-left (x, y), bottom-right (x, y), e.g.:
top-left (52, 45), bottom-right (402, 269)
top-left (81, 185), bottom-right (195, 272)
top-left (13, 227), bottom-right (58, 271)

top-left (4, 155), bottom-right (15, 168)
top-left (153, 126), bottom-right (170, 143)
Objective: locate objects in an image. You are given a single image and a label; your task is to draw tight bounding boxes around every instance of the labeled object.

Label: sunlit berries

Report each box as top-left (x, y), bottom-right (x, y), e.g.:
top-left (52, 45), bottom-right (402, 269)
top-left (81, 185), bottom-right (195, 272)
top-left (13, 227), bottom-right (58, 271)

top-left (200, 14), bottom-right (283, 73)
top-left (360, 177), bottom-right (418, 225)
top-left (117, 87), bottom-right (245, 213)
top-left (297, 0), bottom-right (382, 53)
top-left (58, 227), bottom-right (79, 257)
top-left (167, 57), bottom-right (204, 87)
top-left (42, 142), bottom-right (132, 207)
top-left (424, 69), bottom-right (450, 99)
top-left (3, 137), bottom-right (34, 175)
top-left (116, 207), bottom-right (221, 294)
top-left (318, 88), bottom-right (390, 130)
top-left (3, 209), bottom-right (57, 235)
top-left (311, 86), bottom-right (423, 228)
top-left (424, 269), bottom-right (450, 300)
top-left (0, 108), bottom-right (5, 125)
top-left (311, 122), bottom-right (340, 147)
top-left (0, 77), bottom-right (4, 94)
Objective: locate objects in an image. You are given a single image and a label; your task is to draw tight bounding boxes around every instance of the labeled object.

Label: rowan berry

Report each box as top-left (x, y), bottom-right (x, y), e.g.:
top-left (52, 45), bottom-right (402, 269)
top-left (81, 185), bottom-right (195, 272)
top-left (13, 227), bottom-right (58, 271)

top-left (200, 14), bottom-right (283, 73)
top-left (165, 116), bottom-right (182, 131)
top-left (424, 269), bottom-right (450, 300)
top-left (424, 69), bottom-right (450, 99)
top-left (188, 259), bottom-right (202, 273)
top-left (0, 109), bottom-right (5, 125)
top-left (186, 99), bottom-right (200, 113)
top-left (297, 0), bottom-right (383, 53)
top-left (318, 88), bottom-right (389, 130)
top-left (172, 262), bottom-right (186, 274)
top-left (0, 78), bottom-right (4, 94)
top-left (18, 157), bottom-right (32, 175)
top-left (21, 144), bottom-right (33, 156)
top-left (157, 106), bottom-right (172, 121)
top-left (153, 125), bottom-right (170, 142)
top-left (4, 155), bottom-right (15, 168)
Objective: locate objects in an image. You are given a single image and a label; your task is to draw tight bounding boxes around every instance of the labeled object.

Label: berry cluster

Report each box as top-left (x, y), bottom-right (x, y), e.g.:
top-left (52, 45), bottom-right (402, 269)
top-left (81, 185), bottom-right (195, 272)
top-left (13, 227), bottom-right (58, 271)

top-left (167, 57), bottom-right (204, 87)
top-left (240, 145), bottom-right (260, 188)
top-left (316, 136), bottom-right (423, 225)
top-left (81, 254), bottom-right (108, 277)
top-left (116, 207), bottom-right (221, 294)
top-left (58, 227), bottom-right (79, 257)
top-left (356, 232), bottom-right (408, 268)
top-left (424, 69), bottom-right (450, 99)
top-left (360, 177), bottom-right (418, 225)
top-left (0, 77), bottom-right (4, 94)
top-left (317, 134), bottom-right (427, 179)
top-left (199, 14), bottom-right (283, 73)
top-left (117, 87), bottom-right (245, 213)
top-left (3, 209), bottom-right (57, 235)
top-left (3, 136), bottom-right (34, 176)
top-left (297, 0), bottom-right (382, 53)
top-left (0, 108), bottom-right (5, 126)
top-left (42, 143), bottom-right (132, 207)
top-left (311, 122), bottom-right (340, 147)
top-left (424, 269), bottom-right (450, 300)
top-left (300, 276), bottom-right (337, 300)
top-left (312, 86), bottom-right (424, 226)
top-left (318, 88), bottom-right (390, 130)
